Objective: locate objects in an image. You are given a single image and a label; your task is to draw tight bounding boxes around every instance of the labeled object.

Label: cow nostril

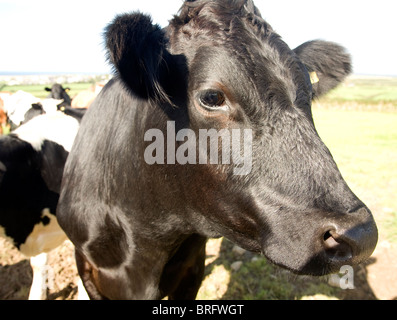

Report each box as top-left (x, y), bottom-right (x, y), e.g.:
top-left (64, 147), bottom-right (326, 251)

top-left (323, 230), bottom-right (353, 261)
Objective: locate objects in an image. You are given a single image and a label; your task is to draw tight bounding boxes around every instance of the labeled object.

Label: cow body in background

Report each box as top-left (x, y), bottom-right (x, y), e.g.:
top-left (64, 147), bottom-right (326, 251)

top-left (2, 90), bottom-right (62, 130)
top-left (71, 83), bottom-right (104, 109)
top-left (58, 0), bottom-right (378, 300)
top-left (2, 91), bottom-right (40, 129)
top-left (0, 111), bottom-right (83, 299)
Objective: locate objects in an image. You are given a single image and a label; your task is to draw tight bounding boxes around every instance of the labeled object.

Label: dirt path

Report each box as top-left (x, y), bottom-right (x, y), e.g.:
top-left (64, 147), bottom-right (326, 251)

top-left (365, 240), bottom-right (397, 300)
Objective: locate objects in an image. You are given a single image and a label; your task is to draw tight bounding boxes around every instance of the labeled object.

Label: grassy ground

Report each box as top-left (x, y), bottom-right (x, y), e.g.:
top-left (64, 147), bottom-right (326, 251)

top-left (321, 76), bottom-right (397, 106)
top-left (196, 236), bottom-right (382, 300)
top-left (312, 106), bottom-right (397, 243)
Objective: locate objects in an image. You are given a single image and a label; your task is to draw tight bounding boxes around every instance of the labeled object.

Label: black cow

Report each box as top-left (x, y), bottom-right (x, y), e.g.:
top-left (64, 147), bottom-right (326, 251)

top-left (45, 83), bottom-right (72, 108)
top-left (0, 111), bottom-right (82, 299)
top-left (57, 0), bottom-right (378, 300)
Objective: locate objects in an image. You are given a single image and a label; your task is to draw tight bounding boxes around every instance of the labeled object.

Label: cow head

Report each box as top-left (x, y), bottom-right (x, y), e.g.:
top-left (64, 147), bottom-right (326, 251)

top-left (45, 84), bottom-right (71, 107)
top-left (104, 0), bottom-right (377, 275)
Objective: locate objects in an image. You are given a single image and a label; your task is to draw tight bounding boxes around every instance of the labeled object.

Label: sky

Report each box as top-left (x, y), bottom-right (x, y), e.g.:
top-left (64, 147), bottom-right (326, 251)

top-left (0, 0), bottom-right (396, 76)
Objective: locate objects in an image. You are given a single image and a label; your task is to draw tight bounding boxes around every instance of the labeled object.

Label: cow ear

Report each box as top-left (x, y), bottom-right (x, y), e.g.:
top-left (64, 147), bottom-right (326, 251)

top-left (105, 13), bottom-right (172, 102)
top-left (45, 87), bottom-right (51, 92)
top-left (293, 40), bottom-right (352, 99)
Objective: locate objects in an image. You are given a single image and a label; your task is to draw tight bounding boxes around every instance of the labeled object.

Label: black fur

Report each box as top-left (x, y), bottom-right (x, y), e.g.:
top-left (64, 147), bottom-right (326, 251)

top-left (60, 107), bottom-right (87, 123)
top-left (58, 0), bottom-right (377, 300)
top-left (105, 13), bottom-right (172, 102)
top-left (22, 102), bottom-right (46, 125)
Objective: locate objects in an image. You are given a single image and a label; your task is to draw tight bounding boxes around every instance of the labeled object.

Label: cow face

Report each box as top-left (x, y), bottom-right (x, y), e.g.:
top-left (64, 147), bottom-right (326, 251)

top-left (45, 84), bottom-right (71, 107)
top-left (104, 0), bottom-right (377, 275)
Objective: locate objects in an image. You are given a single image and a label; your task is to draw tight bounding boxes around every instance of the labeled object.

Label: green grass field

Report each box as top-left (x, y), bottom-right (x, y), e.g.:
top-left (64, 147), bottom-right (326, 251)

top-left (311, 76), bottom-right (397, 244)
top-left (321, 76), bottom-right (397, 105)
top-left (1, 82), bottom-right (93, 99)
top-left (312, 106), bottom-right (397, 243)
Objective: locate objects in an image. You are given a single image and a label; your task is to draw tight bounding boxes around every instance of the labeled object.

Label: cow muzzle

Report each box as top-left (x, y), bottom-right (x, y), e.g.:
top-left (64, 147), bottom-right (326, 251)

top-left (260, 205), bottom-right (378, 276)
top-left (320, 206), bottom-right (378, 270)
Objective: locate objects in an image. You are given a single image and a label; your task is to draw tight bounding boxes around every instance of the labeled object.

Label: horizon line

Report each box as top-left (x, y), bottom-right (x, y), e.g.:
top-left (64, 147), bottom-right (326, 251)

top-left (0, 71), bottom-right (111, 76)
top-left (1, 71), bottom-right (397, 78)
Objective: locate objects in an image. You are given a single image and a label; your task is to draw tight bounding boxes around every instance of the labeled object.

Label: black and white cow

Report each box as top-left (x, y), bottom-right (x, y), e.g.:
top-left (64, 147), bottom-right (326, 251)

top-left (3, 90), bottom-right (63, 130)
top-left (45, 84), bottom-right (72, 109)
top-left (57, 0), bottom-right (378, 300)
top-left (0, 110), bottom-right (84, 299)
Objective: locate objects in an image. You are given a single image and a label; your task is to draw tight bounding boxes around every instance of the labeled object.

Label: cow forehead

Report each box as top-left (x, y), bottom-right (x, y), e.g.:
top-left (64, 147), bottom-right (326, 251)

top-left (185, 43), bottom-right (306, 121)
top-left (169, 5), bottom-right (307, 106)
top-left (172, 0), bottom-right (272, 46)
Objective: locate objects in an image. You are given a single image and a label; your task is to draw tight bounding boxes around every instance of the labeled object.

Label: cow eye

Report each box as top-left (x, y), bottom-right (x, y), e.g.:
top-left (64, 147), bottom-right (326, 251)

top-left (199, 90), bottom-right (226, 110)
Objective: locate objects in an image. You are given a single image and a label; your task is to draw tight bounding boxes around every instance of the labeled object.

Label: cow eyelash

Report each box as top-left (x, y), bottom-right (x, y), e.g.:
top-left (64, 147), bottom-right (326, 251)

top-left (198, 90), bottom-right (227, 111)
